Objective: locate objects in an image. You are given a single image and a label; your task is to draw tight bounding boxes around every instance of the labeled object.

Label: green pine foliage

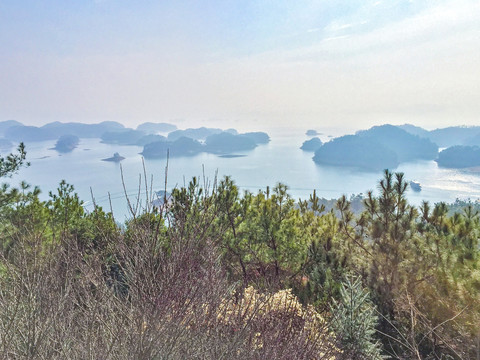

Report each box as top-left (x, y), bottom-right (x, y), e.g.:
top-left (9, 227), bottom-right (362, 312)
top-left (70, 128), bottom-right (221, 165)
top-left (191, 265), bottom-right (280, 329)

top-left (331, 275), bottom-right (384, 359)
top-left (0, 142), bottom-right (29, 178)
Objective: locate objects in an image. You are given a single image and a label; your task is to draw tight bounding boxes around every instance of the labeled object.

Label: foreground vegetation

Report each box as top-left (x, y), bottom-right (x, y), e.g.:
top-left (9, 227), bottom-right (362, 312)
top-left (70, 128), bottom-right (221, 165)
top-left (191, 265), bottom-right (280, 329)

top-left (1, 146), bottom-right (480, 359)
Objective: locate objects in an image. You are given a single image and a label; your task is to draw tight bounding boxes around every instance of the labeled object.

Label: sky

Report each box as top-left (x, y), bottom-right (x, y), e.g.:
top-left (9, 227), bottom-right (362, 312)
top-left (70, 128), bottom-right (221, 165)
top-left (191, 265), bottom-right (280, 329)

top-left (0, 0), bottom-right (479, 132)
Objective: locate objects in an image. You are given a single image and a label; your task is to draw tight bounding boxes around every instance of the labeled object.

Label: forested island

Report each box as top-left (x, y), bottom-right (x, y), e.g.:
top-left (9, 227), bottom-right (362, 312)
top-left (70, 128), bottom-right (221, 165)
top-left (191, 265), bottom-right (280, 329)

top-left (311, 124), bottom-right (438, 171)
top-left (399, 124), bottom-right (480, 147)
top-left (300, 137), bottom-right (322, 152)
top-left (313, 134), bottom-right (399, 171)
top-left (53, 134), bottom-right (79, 153)
top-left (141, 131), bottom-right (270, 158)
top-left (1, 146), bottom-right (479, 359)
top-left (101, 129), bottom-right (167, 146)
top-left (306, 129), bottom-right (319, 136)
top-left (4, 121), bottom-right (125, 141)
top-left (436, 145), bottom-right (480, 168)
top-left (136, 122), bottom-right (177, 134)
top-left (141, 136), bottom-right (203, 158)
top-left (167, 127), bottom-right (237, 141)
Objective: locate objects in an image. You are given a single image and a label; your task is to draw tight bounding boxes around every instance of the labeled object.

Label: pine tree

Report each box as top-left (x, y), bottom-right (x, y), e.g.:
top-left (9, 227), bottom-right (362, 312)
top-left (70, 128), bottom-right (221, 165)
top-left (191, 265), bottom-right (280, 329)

top-left (331, 275), bottom-right (384, 360)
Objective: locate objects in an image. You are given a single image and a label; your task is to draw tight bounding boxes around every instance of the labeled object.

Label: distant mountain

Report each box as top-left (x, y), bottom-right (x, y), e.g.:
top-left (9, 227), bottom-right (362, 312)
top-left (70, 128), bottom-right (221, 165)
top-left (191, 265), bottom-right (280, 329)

top-left (301, 137), bottom-right (322, 152)
top-left (142, 131), bottom-right (261, 158)
top-left (313, 135), bottom-right (399, 171)
top-left (167, 127), bottom-right (224, 141)
top-left (205, 133), bottom-right (257, 154)
top-left (53, 135), bottom-right (79, 153)
top-left (5, 121), bottom-right (125, 141)
top-left (136, 122), bottom-right (177, 134)
top-left (241, 132), bottom-right (270, 144)
top-left (0, 120), bottom-right (23, 136)
top-left (225, 128), bottom-right (238, 135)
top-left (357, 124), bottom-right (438, 162)
top-left (136, 134), bottom-right (167, 146)
top-left (428, 126), bottom-right (480, 147)
top-left (312, 124), bottom-right (438, 171)
top-left (141, 137), bottom-right (203, 158)
top-left (101, 130), bottom-right (146, 145)
top-left (436, 146), bottom-right (480, 168)
top-left (5, 126), bottom-right (52, 142)
top-left (397, 124), bottom-right (430, 138)
top-left (462, 132), bottom-right (480, 147)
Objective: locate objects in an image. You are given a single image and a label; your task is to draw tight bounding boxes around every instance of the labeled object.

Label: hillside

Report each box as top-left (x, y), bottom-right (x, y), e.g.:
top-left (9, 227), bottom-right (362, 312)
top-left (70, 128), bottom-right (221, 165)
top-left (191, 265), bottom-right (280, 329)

top-left (357, 124), bottom-right (438, 162)
top-left (5, 121), bottom-right (125, 141)
top-left (301, 137), bottom-right (323, 152)
top-left (436, 145), bottom-right (480, 168)
top-left (136, 122), bottom-right (177, 134)
top-left (313, 135), bottom-right (399, 171)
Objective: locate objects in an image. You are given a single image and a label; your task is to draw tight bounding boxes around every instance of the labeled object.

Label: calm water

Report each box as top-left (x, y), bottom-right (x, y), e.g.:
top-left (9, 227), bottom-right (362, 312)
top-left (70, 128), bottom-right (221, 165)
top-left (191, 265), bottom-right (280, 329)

top-left (6, 127), bottom-right (480, 221)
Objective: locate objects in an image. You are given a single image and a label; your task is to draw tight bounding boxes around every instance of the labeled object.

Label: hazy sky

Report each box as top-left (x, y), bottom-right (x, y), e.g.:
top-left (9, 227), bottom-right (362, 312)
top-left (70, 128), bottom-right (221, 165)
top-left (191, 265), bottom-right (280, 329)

top-left (1, 0), bottom-right (479, 131)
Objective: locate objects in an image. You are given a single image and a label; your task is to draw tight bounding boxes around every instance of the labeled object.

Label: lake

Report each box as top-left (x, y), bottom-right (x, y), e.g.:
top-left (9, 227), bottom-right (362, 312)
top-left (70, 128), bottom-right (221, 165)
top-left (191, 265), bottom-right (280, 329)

top-left (6, 127), bottom-right (480, 221)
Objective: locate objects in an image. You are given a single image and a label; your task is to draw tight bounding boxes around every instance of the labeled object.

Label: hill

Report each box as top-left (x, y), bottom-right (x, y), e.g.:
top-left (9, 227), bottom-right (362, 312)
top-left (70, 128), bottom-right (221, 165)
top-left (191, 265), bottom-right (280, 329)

top-left (205, 133), bottom-right (257, 154)
top-left (357, 124), bottom-right (438, 162)
top-left (0, 120), bottom-right (23, 136)
top-left (53, 135), bottom-right (79, 153)
top-left (141, 137), bottom-right (203, 158)
top-left (463, 132), bottom-right (480, 146)
top-left (313, 135), bottom-right (399, 171)
top-left (429, 126), bottom-right (480, 147)
top-left (5, 121), bottom-right (125, 141)
top-left (168, 127), bottom-right (224, 141)
top-left (436, 146), bottom-right (480, 168)
top-left (241, 132), bottom-right (270, 144)
top-left (100, 130), bottom-right (146, 145)
top-left (397, 124), bottom-right (430, 138)
top-left (301, 137), bottom-right (322, 152)
top-left (136, 122), bottom-right (177, 134)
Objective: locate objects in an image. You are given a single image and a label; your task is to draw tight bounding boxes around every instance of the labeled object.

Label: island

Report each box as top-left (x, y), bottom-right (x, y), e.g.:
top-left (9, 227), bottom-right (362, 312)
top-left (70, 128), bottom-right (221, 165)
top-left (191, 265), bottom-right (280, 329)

top-left (102, 152), bottom-right (125, 162)
top-left (356, 124), bottom-right (438, 162)
top-left (436, 146), bottom-right (480, 168)
top-left (397, 124), bottom-right (430, 139)
top-left (167, 127), bottom-right (237, 141)
top-left (241, 132), bottom-right (270, 144)
top-left (311, 125), bottom-right (440, 171)
top-left (141, 137), bottom-right (203, 158)
top-left (306, 129), bottom-right (319, 136)
top-left (5, 121), bottom-right (125, 142)
top-left (301, 137), bottom-right (322, 152)
top-left (313, 135), bottom-right (399, 171)
top-left (205, 132), bottom-right (257, 154)
top-left (140, 131), bottom-right (267, 158)
top-left (53, 134), bottom-right (79, 153)
top-left (464, 132), bottom-right (480, 146)
top-left (136, 134), bottom-right (167, 146)
top-left (0, 120), bottom-right (23, 137)
top-left (136, 122), bottom-right (177, 134)
top-left (428, 126), bottom-right (480, 147)
top-left (100, 130), bottom-right (146, 145)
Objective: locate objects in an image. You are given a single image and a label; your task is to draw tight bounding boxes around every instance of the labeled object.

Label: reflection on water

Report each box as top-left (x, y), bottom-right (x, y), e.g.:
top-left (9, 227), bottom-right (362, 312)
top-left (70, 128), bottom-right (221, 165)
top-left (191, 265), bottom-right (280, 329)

top-left (6, 128), bottom-right (480, 221)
